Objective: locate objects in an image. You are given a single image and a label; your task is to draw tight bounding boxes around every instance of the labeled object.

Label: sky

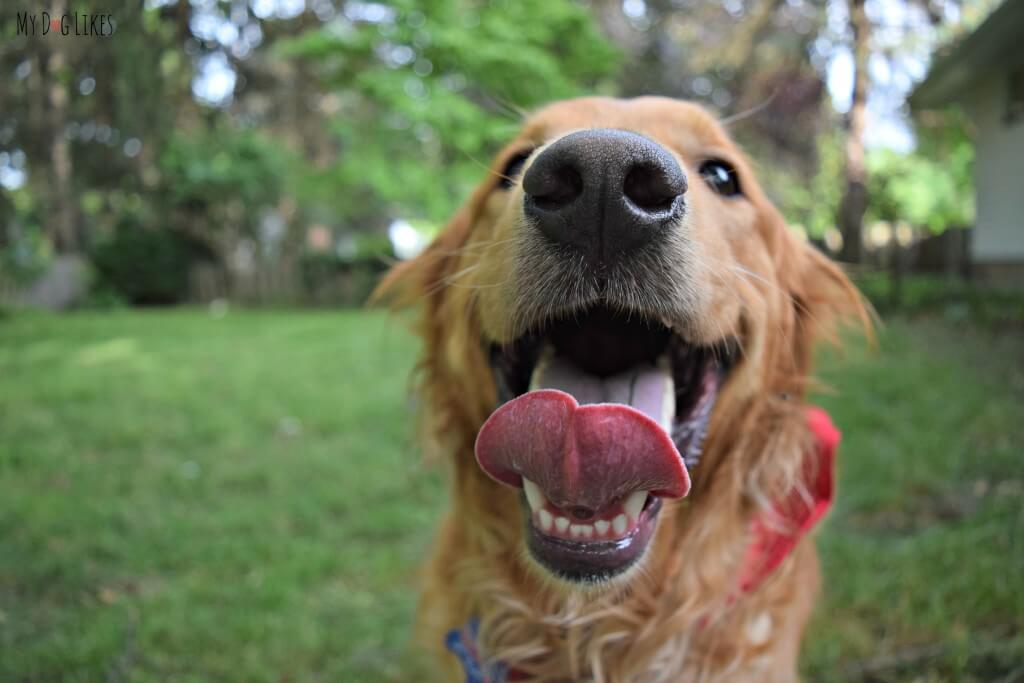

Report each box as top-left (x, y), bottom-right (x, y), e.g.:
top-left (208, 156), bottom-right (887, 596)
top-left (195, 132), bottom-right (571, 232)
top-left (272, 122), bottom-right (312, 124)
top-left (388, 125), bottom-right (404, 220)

top-left (824, 0), bottom-right (956, 153)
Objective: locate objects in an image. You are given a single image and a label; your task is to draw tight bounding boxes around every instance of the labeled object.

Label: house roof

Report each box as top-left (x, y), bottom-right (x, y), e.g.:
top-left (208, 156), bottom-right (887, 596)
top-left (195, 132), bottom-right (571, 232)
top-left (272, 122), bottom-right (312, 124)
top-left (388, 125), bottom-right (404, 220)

top-left (910, 0), bottom-right (1024, 108)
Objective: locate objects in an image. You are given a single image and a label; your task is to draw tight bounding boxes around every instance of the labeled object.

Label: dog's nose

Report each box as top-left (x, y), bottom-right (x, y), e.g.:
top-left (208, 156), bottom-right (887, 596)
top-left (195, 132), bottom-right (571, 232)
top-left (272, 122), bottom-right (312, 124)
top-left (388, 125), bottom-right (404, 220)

top-left (522, 129), bottom-right (687, 265)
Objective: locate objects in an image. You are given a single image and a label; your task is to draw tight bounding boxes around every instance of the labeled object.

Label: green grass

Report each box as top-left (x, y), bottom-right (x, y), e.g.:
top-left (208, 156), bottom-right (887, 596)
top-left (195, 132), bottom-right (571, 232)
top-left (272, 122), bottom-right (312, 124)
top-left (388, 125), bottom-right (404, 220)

top-left (0, 310), bottom-right (437, 681)
top-left (807, 319), bottom-right (1024, 681)
top-left (1, 309), bottom-right (1021, 681)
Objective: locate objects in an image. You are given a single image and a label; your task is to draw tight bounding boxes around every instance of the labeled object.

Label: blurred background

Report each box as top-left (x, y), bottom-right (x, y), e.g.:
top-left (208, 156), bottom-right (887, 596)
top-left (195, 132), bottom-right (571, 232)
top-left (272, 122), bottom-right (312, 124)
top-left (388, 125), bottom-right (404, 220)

top-left (1, 0), bottom-right (1022, 681)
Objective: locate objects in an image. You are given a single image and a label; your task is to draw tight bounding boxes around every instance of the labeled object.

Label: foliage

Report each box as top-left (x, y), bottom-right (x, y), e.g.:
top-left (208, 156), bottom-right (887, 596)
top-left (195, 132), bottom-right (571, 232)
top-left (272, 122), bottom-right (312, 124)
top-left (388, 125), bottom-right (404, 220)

top-left (0, 0), bottom-right (996, 302)
top-left (776, 128), bottom-right (846, 238)
top-left (0, 202), bottom-right (51, 286)
top-left (2, 0), bottom-right (620, 304)
top-left (160, 127), bottom-right (291, 214)
top-left (298, 233), bottom-right (393, 305)
top-left (276, 0), bottom-right (620, 223)
top-left (776, 110), bottom-right (975, 238)
top-left (868, 110), bottom-right (975, 232)
top-left (856, 273), bottom-right (1024, 327)
top-left (89, 225), bottom-right (199, 305)
top-left (0, 1), bottom-right (186, 254)
top-left (300, 253), bottom-right (386, 306)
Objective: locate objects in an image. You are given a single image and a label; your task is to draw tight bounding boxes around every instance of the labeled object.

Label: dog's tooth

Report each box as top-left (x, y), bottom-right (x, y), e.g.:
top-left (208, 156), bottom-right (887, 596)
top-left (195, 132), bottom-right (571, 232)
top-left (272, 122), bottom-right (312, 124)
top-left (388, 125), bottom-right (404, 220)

top-left (570, 524), bottom-right (584, 538)
top-left (612, 514), bottom-right (628, 536)
top-left (537, 509), bottom-right (553, 533)
top-left (522, 478), bottom-right (546, 512)
top-left (581, 524), bottom-right (594, 539)
top-left (624, 491), bottom-right (647, 522)
top-left (528, 346), bottom-right (553, 391)
top-left (555, 516), bottom-right (570, 533)
top-left (594, 519), bottom-right (610, 536)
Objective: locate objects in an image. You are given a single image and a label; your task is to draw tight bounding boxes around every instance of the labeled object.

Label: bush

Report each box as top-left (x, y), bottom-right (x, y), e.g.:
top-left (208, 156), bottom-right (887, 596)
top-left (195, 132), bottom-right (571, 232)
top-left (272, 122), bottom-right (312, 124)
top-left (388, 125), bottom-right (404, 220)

top-left (300, 252), bottom-right (388, 307)
top-left (856, 273), bottom-right (1024, 327)
top-left (90, 227), bottom-right (197, 305)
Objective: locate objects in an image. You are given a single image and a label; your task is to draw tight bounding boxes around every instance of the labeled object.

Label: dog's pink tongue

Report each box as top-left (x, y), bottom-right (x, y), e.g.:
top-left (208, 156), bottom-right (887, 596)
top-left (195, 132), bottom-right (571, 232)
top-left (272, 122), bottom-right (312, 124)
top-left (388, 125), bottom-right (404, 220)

top-left (475, 359), bottom-right (690, 510)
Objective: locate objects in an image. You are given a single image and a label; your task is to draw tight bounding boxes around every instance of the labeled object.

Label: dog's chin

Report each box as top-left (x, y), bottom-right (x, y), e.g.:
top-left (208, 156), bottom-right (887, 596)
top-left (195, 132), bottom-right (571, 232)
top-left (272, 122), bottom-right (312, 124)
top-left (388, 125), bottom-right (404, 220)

top-left (521, 494), bottom-right (663, 588)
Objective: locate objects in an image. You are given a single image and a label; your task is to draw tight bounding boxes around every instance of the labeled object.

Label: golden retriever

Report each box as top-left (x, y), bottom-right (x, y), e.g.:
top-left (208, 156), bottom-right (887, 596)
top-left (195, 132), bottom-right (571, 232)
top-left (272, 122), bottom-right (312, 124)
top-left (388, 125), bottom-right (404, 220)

top-left (376, 97), bottom-right (867, 682)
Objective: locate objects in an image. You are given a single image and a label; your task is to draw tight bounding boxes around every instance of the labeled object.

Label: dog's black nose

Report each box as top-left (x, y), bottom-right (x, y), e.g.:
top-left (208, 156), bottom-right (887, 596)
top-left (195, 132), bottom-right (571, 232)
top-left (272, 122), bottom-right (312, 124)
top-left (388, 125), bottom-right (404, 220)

top-left (522, 129), bottom-right (687, 265)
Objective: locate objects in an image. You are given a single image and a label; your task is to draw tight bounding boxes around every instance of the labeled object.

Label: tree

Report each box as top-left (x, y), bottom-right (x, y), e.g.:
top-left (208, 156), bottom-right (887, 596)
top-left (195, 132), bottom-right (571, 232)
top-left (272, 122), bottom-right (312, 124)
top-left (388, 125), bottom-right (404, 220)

top-left (867, 109), bottom-right (974, 231)
top-left (837, 0), bottom-right (871, 264)
top-left (276, 0), bottom-right (620, 226)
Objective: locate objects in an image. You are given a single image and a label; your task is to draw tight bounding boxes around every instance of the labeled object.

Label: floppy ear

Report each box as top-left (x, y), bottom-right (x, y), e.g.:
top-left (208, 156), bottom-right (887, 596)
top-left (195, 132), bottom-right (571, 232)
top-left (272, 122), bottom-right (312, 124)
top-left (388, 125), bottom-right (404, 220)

top-left (792, 239), bottom-right (873, 352)
top-left (758, 203), bottom-right (873, 394)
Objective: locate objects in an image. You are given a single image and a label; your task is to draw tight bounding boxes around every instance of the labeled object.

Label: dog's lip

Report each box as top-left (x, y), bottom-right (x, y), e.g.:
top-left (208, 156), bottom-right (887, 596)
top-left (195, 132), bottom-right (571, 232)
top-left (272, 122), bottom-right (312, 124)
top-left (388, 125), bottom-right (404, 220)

top-left (525, 496), bottom-right (663, 582)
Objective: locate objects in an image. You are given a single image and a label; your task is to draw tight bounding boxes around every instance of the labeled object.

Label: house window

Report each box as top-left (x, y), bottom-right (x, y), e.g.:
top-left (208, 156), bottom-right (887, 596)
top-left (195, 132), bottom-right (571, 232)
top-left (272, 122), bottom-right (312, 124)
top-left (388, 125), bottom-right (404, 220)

top-left (1008, 66), bottom-right (1024, 125)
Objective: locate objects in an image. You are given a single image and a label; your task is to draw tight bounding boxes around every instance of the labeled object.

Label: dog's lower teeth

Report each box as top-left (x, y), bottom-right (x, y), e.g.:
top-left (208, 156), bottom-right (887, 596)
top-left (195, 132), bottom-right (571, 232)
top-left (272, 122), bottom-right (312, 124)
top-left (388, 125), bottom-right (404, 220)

top-left (538, 509), bottom-right (554, 532)
top-left (530, 493), bottom-right (649, 541)
top-left (570, 524), bottom-right (593, 539)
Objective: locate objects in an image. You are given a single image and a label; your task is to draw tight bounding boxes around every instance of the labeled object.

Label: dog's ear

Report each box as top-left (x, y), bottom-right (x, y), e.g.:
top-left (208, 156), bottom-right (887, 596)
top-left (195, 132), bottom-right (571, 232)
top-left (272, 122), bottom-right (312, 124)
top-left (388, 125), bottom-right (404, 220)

top-left (792, 237), bottom-right (872, 350)
top-left (758, 203), bottom-right (873, 387)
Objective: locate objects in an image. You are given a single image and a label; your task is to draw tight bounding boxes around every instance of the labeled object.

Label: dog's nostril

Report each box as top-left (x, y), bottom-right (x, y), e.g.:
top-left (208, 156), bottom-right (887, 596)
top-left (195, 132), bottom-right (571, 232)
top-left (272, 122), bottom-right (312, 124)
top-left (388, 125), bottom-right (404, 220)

top-left (525, 164), bottom-right (584, 211)
top-left (623, 163), bottom-right (686, 213)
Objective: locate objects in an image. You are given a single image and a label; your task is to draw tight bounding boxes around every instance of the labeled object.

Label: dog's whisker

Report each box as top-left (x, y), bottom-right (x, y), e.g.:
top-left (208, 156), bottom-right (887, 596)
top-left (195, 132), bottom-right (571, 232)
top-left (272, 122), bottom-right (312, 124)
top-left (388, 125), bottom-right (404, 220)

top-left (720, 90), bottom-right (778, 127)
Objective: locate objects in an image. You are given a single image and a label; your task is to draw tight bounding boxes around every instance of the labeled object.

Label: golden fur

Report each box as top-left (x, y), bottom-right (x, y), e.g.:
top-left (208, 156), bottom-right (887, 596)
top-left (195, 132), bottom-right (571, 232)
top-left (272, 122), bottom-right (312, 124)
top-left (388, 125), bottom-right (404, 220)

top-left (376, 97), bottom-right (868, 682)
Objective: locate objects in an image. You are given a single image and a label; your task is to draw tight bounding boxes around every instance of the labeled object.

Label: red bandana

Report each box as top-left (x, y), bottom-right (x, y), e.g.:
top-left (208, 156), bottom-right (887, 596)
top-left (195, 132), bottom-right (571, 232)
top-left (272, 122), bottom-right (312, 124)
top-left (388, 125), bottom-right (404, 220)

top-left (736, 406), bottom-right (839, 594)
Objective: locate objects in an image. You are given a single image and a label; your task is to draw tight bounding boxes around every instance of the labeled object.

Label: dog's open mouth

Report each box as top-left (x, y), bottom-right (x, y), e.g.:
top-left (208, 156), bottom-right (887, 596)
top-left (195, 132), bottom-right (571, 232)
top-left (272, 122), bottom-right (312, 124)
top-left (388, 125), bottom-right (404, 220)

top-left (475, 305), bottom-right (735, 583)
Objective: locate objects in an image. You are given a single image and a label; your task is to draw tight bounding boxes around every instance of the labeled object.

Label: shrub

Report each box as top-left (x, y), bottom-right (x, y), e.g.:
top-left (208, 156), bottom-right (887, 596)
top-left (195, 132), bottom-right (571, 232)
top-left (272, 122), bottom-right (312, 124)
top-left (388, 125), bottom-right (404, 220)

top-left (90, 227), bottom-right (196, 305)
top-left (300, 252), bottom-right (388, 307)
top-left (856, 273), bottom-right (1024, 327)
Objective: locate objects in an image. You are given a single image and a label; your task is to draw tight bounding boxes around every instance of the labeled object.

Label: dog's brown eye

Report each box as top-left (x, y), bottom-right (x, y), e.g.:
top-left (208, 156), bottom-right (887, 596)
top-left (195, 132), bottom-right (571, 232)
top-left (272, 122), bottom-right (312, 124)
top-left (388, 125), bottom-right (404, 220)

top-left (699, 160), bottom-right (741, 197)
top-left (498, 150), bottom-right (534, 189)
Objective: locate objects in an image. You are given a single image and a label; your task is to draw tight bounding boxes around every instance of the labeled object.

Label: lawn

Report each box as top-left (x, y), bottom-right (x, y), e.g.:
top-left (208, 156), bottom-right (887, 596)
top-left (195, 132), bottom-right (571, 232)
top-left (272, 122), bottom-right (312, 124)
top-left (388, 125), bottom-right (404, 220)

top-left (1, 309), bottom-right (1021, 682)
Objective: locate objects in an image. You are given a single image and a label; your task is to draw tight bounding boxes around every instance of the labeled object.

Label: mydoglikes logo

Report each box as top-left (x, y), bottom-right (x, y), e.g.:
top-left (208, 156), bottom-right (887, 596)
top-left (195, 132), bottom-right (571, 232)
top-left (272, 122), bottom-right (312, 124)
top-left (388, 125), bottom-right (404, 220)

top-left (16, 11), bottom-right (115, 37)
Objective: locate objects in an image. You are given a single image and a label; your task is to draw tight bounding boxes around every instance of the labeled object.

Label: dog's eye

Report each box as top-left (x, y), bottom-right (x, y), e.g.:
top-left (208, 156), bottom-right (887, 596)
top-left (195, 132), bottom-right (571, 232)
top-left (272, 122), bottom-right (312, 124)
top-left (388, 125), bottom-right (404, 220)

top-left (498, 150), bottom-right (534, 189)
top-left (699, 160), bottom-right (742, 197)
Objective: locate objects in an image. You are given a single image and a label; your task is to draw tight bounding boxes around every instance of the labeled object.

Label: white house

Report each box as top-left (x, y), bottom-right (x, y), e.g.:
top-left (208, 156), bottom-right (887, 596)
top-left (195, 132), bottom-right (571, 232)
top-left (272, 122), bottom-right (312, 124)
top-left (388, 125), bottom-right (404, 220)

top-left (911, 0), bottom-right (1024, 284)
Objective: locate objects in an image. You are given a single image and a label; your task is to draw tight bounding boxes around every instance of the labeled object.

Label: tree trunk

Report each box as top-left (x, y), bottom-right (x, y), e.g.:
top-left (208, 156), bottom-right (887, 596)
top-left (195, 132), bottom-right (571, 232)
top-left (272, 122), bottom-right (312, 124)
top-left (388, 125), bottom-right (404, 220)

top-left (45, 0), bottom-right (79, 254)
top-left (889, 238), bottom-right (904, 308)
top-left (838, 0), bottom-right (870, 264)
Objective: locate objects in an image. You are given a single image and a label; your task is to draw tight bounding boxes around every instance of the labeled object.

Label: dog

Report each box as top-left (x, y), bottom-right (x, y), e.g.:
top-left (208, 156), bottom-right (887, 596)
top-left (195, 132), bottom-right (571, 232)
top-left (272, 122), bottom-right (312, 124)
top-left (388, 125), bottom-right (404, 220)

top-left (376, 96), bottom-right (867, 682)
